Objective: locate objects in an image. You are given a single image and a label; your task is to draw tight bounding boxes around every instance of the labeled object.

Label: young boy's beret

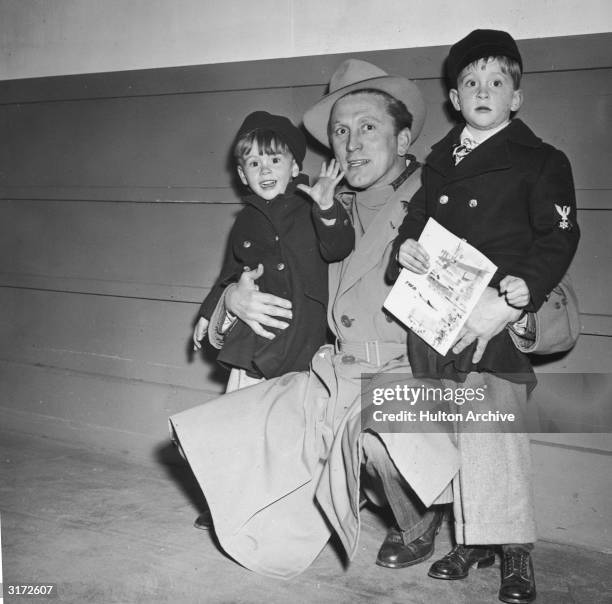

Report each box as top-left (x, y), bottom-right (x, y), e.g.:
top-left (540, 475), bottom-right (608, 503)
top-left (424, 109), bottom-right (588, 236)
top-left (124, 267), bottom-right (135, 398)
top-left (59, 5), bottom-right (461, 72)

top-left (447, 29), bottom-right (523, 85)
top-left (236, 111), bottom-right (306, 169)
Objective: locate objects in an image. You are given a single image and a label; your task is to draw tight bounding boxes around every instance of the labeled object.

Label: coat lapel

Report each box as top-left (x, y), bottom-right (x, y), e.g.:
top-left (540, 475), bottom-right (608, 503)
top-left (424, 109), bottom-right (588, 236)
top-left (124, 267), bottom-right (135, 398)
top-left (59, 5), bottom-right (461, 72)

top-left (453, 140), bottom-right (512, 180)
top-left (427, 119), bottom-right (541, 184)
top-left (335, 169), bottom-right (422, 298)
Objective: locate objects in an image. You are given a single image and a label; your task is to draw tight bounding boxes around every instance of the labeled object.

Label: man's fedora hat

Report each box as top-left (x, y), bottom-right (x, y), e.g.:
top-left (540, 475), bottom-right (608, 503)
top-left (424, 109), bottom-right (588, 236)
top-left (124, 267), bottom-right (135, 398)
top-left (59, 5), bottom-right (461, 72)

top-left (303, 59), bottom-right (426, 148)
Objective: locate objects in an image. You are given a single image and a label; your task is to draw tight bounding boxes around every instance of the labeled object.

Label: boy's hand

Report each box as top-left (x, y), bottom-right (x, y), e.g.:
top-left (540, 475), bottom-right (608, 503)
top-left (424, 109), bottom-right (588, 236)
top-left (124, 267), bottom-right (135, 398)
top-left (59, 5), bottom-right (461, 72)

top-left (397, 239), bottom-right (430, 273)
top-left (193, 316), bottom-right (210, 351)
top-left (297, 160), bottom-right (344, 210)
top-left (499, 275), bottom-right (530, 308)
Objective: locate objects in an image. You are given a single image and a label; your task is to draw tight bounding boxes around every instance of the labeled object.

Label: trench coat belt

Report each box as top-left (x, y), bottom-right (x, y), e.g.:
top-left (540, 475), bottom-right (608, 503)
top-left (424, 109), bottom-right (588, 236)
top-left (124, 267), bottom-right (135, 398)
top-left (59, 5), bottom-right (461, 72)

top-left (335, 340), bottom-right (407, 367)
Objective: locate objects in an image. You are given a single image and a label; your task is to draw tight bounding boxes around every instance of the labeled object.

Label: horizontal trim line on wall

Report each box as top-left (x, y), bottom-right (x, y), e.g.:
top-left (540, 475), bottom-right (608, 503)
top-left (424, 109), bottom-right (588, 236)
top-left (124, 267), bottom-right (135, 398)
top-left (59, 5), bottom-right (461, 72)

top-left (531, 438), bottom-right (612, 456)
top-left (0, 273), bottom-right (208, 304)
top-left (1, 187), bottom-right (610, 208)
top-left (581, 314), bottom-right (612, 337)
top-left (0, 81), bottom-right (326, 107)
top-left (1, 33), bottom-right (610, 104)
top-left (0, 407), bottom-right (170, 465)
top-left (0, 185), bottom-right (243, 204)
top-left (2, 65), bottom-right (610, 107)
top-left (0, 355), bottom-right (225, 396)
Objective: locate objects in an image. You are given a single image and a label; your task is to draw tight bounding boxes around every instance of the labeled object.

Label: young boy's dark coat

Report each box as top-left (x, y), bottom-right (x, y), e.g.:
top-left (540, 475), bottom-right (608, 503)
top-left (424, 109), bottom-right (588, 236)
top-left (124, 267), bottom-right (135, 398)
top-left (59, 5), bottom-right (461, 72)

top-left (390, 118), bottom-right (580, 380)
top-left (200, 175), bottom-right (354, 379)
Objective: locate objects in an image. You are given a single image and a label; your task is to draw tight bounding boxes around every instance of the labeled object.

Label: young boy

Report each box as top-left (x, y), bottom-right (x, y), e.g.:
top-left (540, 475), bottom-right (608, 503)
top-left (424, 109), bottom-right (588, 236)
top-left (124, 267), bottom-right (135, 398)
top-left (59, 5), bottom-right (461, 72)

top-left (389, 30), bottom-right (580, 603)
top-left (193, 110), bottom-right (354, 387)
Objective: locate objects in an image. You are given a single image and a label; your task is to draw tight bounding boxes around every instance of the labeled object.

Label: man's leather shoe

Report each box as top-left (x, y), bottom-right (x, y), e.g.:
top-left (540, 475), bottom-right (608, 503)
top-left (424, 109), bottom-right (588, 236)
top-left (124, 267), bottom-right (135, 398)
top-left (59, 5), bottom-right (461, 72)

top-left (428, 544), bottom-right (496, 579)
top-left (193, 508), bottom-right (213, 530)
top-left (499, 548), bottom-right (536, 603)
top-left (376, 509), bottom-right (443, 569)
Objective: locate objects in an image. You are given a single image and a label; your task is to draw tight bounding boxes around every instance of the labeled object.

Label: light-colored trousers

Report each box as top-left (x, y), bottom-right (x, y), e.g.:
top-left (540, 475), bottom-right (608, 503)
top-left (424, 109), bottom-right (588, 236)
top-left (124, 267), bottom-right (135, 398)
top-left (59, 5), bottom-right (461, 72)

top-left (443, 372), bottom-right (536, 545)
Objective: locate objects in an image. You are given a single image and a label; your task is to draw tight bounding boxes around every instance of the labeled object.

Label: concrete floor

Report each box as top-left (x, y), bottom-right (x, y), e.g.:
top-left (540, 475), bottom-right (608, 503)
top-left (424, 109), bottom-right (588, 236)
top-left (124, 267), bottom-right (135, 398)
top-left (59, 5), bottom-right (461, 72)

top-left (1, 431), bottom-right (610, 604)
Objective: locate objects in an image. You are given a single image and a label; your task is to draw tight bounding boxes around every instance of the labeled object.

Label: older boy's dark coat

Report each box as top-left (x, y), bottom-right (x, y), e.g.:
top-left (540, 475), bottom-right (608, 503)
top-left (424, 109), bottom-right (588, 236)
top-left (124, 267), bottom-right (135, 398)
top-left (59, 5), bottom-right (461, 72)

top-left (200, 177), bottom-right (354, 378)
top-left (391, 119), bottom-right (580, 379)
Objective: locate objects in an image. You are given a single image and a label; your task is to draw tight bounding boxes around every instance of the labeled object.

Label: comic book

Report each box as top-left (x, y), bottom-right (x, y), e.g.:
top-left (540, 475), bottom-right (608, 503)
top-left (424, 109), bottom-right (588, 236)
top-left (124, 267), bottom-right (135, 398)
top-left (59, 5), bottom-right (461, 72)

top-left (384, 218), bottom-right (497, 355)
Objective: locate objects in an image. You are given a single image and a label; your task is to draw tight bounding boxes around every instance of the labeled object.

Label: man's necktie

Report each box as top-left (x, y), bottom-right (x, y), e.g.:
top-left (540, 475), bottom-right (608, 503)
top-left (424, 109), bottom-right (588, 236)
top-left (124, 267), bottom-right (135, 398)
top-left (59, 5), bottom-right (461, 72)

top-left (452, 137), bottom-right (477, 165)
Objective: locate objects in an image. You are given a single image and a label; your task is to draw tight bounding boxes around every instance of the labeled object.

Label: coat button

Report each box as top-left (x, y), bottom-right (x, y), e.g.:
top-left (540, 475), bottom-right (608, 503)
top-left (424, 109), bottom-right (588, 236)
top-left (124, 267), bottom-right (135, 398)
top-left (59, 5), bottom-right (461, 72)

top-left (439, 195), bottom-right (449, 204)
top-left (274, 235), bottom-right (280, 242)
top-left (340, 315), bottom-right (354, 327)
top-left (243, 240), bottom-right (252, 248)
top-left (385, 314), bottom-right (394, 323)
top-left (276, 262), bottom-right (285, 271)
top-left (468, 199), bottom-right (478, 208)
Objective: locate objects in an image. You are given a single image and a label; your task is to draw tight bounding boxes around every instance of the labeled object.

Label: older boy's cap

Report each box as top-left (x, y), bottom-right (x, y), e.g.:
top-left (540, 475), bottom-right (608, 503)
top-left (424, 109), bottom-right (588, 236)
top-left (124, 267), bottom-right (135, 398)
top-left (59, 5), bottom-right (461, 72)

top-left (447, 29), bottom-right (523, 85)
top-left (303, 59), bottom-right (426, 148)
top-left (236, 111), bottom-right (306, 169)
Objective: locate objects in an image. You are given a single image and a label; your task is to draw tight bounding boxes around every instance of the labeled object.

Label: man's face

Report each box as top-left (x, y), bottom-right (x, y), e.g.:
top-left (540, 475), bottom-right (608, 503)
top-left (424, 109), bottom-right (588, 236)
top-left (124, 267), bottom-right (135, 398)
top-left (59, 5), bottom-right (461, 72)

top-left (450, 58), bottom-right (523, 132)
top-left (329, 92), bottom-right (409, 190)
top-left (237, 141), bottom-right (298, 201)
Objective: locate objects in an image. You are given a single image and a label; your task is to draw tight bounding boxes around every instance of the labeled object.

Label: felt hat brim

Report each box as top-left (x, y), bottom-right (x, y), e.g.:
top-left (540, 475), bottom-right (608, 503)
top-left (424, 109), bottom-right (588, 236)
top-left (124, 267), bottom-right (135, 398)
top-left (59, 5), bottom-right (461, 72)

top-left (303, 68), bottom-right (426, 149)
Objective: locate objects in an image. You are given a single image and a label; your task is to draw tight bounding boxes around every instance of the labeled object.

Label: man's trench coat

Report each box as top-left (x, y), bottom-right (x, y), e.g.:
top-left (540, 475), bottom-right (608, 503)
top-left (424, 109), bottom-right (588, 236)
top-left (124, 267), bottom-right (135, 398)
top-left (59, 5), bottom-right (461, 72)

top-left (169, 167), bottom-right (460, 579)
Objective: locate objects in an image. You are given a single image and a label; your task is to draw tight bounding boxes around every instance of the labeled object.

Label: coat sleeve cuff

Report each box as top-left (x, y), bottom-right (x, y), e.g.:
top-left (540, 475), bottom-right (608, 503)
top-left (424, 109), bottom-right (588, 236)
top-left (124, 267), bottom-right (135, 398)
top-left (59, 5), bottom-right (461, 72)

top-left (207, 284), bottom-right (238, 349)
top-left (313, 200), bottom-right (341, 221)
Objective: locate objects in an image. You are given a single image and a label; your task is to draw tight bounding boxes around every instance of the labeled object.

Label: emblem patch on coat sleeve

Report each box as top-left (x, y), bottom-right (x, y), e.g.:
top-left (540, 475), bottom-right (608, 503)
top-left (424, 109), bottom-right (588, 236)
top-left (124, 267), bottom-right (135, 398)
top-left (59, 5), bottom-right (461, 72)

top-left (554, 203), bottom-right (573, 230)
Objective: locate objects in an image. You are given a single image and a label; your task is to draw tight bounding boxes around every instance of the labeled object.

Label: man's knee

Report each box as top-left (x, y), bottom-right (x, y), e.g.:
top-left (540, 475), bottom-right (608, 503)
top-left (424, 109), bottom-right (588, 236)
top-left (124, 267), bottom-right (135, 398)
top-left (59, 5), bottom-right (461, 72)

top-left (362, 431), bottom-right (388, 464)
top-left (361, 432), bottom-right (399, 482)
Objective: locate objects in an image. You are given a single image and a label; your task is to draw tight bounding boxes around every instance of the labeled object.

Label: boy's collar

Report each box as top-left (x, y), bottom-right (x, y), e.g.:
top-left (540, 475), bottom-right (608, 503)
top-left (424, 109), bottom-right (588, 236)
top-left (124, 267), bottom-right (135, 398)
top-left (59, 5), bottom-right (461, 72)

top-left (433, 119), bottom-right (542, 151)
top-left (463, 120), bottom-right (511, 145)
top-left (474, 119), bottom-right (542, 148)
top-left (427, 119), bottom-right (542, 175)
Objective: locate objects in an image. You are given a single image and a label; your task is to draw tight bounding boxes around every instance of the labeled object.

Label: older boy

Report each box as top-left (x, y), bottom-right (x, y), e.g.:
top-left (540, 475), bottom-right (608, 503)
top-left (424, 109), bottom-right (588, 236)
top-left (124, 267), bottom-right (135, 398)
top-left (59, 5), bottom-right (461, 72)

top-left (390, 29), bottom-right (580, 603)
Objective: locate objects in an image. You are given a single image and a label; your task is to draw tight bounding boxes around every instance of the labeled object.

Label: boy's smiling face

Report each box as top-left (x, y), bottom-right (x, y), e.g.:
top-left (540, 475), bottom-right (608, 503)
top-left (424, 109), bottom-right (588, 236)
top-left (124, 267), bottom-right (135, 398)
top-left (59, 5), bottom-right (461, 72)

top-left (450, 58), bottom-right (523, 132)
top-left (237, 140), bottom-right (299, 201)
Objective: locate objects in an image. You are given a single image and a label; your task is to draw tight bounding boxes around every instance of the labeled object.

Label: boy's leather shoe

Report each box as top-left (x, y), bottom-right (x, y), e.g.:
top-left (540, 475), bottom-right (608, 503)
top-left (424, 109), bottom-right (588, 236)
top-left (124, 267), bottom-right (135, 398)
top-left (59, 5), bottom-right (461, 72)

top-left (376, 509), bottom-right (443, 568)
top-left (428, 544), bottom-right (496, 579)
top-left (499, 548), bottom-right (536, 603)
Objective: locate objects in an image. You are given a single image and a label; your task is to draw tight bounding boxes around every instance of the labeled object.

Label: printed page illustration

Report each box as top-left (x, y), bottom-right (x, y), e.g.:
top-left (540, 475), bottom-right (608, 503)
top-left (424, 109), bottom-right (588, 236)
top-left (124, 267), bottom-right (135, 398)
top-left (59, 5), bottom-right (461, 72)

top-left (384, 218), bottom-right (497, 355)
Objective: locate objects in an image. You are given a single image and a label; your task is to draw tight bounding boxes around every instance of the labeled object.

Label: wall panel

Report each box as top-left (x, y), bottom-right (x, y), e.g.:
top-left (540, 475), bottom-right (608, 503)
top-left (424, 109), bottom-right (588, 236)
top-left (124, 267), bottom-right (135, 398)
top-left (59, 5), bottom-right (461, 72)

top-left (0, 200), bottom-right (239, 300)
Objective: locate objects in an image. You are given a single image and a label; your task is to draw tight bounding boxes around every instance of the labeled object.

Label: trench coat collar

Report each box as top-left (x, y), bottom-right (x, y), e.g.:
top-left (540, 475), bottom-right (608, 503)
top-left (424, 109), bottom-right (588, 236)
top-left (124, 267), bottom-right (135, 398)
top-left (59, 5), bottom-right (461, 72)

top-left (335, 162), bottom-right (422, 297)
top-left (427, 118), bottom-right (543, 181)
